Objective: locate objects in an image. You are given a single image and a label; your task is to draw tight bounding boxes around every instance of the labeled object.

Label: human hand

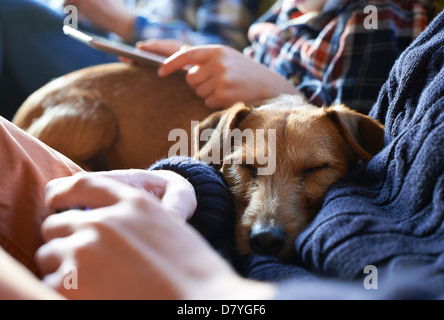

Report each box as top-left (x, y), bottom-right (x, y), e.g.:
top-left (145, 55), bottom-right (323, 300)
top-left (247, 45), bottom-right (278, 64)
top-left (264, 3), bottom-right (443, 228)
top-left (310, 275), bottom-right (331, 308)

top-left (137, 39), bottom-right (188, 57)
top-left (157, 45), bottom-right (300, 109)
top-left (119, 38), bottom-right (189, 66)
top-left (64, 0), bottom-right (136, 41)
top-left (45, 169), bottom-right (197, 221)
top-left (36, 172), bottom-right (274, 299)
top-left (120, 39), bottom-right (188, 65)
top-left (248, 22), bottom-right (281, 43)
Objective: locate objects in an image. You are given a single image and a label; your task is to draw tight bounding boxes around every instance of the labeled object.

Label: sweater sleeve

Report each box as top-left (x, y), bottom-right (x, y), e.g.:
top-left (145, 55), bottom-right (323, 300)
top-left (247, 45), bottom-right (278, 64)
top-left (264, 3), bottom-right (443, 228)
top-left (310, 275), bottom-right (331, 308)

top-left (148, 156), bottom-right (236, 259)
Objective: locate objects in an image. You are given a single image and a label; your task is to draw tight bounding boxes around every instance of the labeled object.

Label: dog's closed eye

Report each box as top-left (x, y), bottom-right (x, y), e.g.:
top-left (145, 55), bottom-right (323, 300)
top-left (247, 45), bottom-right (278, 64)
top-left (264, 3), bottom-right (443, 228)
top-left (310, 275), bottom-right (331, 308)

top-left (301, 163), bottom-right (330, 179)
top-left (196, 96), bottom-right (385, 260)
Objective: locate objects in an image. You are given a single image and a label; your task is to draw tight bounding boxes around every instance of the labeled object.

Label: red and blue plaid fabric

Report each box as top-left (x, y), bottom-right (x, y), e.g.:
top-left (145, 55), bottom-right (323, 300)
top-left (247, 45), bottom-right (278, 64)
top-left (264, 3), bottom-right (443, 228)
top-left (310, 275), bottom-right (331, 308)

top-left (245, 0), bottom-right (429, 113)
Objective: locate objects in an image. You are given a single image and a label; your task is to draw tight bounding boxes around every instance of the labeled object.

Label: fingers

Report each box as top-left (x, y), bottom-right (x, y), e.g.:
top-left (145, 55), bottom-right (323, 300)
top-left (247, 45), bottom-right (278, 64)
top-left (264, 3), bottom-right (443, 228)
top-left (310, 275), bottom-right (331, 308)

top-left (37, 225), bottom-right (95, 277)
top-left (158, 45), bottom-right (222, 77)
top-left (185, 61), bottom-right (216, 89)
top-left (155, 171), bottom-right (197, 221)
top-left (45, 173), bottom-right (122, 214)
top-left (187, 67), bottom-right (232, 109)
top-left (181, 55), bottom-right (232, 108)
top-left (195, 77), bottom-right (216, 101)
top-left (123, 43), bottom-right (241, 109)
top-left (120, 39), bottom-right (188, 67)
top-left (41, 208), bottom-right (94, 242)
top-left (45, 170), bottom-right (197, 223)
top-left (78, 169), bottom-right (166, 198)
top-left (36, 228), bottom-right (98, 286)
top-left (104, 169), bottom-right (197, 220)
top-left (136, 39), bottom-right (186, 57)
top-left (98, 169), bottom-right (197, 221)
top-left (36, 238), bottom-right (66, 276)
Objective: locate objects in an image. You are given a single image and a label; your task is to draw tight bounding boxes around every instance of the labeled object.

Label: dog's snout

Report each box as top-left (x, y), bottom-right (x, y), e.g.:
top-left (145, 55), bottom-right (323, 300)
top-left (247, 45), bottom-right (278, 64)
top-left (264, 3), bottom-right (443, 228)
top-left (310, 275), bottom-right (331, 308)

top-left (249, 224), bottom-right (287, 256)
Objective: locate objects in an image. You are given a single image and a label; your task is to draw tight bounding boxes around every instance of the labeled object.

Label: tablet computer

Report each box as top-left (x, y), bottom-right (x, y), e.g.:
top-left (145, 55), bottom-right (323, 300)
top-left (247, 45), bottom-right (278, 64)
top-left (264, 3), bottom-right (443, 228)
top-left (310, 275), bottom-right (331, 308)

top-left (63, 25), bottom-right (166, 67)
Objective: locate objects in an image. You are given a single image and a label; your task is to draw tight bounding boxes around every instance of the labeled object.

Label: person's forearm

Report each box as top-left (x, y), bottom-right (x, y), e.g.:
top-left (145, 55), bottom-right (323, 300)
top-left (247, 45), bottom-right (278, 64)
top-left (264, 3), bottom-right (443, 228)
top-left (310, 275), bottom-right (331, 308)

top-left (0, 248), bottom-right (64, 300)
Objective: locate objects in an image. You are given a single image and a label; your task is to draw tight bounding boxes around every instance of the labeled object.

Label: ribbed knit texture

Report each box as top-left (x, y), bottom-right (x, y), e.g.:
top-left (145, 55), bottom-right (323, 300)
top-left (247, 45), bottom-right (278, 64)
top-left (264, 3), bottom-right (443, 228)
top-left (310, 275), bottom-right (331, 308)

top-left (293, 10), bottom-right (444, 297)
top-left (149, 156), bottom-right (236, 260)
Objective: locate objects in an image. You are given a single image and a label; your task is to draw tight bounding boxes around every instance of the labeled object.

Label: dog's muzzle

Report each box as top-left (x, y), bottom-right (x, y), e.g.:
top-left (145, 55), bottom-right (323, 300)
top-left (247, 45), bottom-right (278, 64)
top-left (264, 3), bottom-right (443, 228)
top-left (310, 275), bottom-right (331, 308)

top-left (249, 224), bottom-right (287, 256)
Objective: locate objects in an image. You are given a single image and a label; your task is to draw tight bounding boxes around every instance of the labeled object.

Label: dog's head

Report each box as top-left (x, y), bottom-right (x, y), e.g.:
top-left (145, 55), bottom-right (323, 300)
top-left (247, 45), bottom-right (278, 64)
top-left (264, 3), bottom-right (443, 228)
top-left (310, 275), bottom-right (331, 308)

top-left (194, 95), bottom-right (385, 260)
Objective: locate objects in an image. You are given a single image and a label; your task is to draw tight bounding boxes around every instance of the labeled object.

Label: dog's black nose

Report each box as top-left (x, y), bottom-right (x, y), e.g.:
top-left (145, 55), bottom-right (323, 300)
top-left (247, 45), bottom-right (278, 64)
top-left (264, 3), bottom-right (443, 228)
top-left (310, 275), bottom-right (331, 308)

top-left (249, 224), bottom-right (286, 256)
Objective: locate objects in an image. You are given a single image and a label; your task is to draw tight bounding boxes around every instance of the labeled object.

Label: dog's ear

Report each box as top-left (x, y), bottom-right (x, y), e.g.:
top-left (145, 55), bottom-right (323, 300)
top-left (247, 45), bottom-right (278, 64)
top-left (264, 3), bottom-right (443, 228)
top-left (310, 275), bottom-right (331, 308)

top-left (326, 105), bottom-right (385, 163)
top-left (193, 102), bottom-right (252, 168)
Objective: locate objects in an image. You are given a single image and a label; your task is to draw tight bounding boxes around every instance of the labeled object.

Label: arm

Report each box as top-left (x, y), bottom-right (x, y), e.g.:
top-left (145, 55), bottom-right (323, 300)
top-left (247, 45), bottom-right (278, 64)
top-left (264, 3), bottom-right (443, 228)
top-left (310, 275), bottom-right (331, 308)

top-left (0, 247), bottom-right (64, 300)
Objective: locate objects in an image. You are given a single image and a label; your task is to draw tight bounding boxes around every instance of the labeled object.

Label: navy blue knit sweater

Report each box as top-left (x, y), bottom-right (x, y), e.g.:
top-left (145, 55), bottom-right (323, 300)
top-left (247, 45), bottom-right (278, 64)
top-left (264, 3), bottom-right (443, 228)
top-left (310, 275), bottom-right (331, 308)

top-left (150, 11), bottom-right (444, 299)
top-left (149, 156), bottom-right (236, 261)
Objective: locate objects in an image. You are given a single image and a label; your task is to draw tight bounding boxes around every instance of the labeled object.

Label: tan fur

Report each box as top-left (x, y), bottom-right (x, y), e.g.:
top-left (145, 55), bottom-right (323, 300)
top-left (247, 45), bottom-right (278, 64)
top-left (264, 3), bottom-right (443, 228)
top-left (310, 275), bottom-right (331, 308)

top-left (13, 62), bottom-right (212, 170)
top-left (195, 95), bottom-right (385, 260)
top-left (14, 68), bottom-right (384, 260)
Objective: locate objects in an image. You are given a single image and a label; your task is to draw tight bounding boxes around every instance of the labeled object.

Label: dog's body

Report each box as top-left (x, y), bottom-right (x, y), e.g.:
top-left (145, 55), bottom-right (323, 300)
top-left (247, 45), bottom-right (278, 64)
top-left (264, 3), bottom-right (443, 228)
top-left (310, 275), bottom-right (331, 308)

top-left (195, 95), bottom-right (385, 259)
top-left (13, 62), bottom-right (212, 170)
top-left (14, 65), bottom-right (384, 261)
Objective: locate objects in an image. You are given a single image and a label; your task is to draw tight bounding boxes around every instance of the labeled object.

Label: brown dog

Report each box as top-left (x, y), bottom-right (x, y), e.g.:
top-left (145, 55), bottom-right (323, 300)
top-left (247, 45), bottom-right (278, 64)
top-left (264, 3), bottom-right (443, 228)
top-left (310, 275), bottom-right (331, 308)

top-left (194, 95), bottom-right (385, 260)
top-left (14, 65), bottom-right (384, 261)
top-left (13, 62), bottom-right (212, 171)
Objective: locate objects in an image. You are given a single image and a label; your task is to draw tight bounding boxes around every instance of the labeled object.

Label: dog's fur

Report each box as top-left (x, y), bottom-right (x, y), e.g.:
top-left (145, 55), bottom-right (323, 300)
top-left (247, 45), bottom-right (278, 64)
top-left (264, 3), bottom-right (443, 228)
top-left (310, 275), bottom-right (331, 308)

top-left (194, 95), bottom-right (385, 259)
top-left (14, 64), bottom-right (384, 261)
top-left (13, 62), bottom-right (212, 170)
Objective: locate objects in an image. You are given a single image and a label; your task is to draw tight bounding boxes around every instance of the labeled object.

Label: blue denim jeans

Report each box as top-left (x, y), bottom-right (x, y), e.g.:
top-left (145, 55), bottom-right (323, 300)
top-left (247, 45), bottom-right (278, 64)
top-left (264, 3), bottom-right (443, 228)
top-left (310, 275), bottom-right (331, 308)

top-left (0, 0), bottom-right (118, 119)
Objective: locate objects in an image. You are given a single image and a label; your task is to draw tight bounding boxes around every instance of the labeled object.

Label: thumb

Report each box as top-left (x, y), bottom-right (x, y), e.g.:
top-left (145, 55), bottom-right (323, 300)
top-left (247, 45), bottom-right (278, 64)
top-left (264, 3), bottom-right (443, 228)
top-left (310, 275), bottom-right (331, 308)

top-left (158, 46), bottom-right (217, 77)
top-left (136, 39), bottom-right (185, 57)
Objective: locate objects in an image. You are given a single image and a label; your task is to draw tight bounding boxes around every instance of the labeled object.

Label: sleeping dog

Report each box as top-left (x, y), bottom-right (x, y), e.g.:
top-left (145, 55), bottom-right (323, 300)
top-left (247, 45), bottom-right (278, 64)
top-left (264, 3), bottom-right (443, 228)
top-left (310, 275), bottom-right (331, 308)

top-left (14, 64), bottom-right (384, 261)
top-left (194, 95), bottom-right (385, 260)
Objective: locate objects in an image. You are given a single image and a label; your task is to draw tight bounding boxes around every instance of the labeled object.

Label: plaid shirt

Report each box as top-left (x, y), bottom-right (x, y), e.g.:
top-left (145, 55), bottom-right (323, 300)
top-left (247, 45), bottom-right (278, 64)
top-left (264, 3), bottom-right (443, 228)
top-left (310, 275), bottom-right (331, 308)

top-left (132, 0), bottom-right (260, 50)
top-left (245, 0), bottom-right (429, 113)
